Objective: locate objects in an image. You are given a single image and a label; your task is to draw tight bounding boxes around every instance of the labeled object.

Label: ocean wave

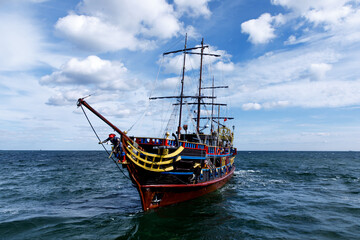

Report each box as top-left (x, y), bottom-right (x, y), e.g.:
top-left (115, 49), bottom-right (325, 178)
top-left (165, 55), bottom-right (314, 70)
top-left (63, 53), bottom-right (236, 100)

top-left (1, 151), bottom-right (359, 239)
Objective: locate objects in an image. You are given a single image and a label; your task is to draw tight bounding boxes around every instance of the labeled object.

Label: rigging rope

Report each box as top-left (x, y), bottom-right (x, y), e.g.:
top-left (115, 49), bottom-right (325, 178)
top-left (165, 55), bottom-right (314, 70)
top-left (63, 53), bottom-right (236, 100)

top-left (158, 56), bottom-right (183, 137)
top-left (79, 104), bottom-right (131, 181)
top-left (184, 101), bottom-right (202, 144)
top-left (127, 56), bottom-right (165, 133)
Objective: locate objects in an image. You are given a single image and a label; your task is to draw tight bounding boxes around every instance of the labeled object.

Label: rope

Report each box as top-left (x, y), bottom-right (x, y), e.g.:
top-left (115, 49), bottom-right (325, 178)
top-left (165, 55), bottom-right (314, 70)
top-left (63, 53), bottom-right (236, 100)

top-left (79, 104), bottom-right (131, 181)
top-left (184, 101), bottom-right (202, 144)
top-left (127, 55), bottom-right (165, 133)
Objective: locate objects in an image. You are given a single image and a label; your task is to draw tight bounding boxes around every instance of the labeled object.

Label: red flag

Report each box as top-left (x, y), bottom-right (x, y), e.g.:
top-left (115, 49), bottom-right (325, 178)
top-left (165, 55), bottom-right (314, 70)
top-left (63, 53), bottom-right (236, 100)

top-left (224, 118), bottom-right (227, 122)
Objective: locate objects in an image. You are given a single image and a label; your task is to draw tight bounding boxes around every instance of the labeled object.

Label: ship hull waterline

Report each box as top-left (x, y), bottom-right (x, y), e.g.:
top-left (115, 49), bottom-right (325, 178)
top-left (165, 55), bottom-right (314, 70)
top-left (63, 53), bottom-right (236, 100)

top-left (127, 164), bottom-right (236, 211)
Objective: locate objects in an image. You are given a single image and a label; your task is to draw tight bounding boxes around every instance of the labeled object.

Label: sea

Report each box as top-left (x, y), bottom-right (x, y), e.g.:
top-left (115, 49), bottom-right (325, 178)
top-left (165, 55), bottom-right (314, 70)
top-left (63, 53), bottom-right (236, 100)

top-left (0, 151), bottom-right (359, 240)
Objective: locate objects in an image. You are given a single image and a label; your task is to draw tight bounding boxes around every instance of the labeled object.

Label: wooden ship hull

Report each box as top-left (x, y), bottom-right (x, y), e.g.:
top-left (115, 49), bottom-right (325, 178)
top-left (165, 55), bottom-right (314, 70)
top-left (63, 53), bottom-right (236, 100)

top-left (124, 137), bottom-right (237, 210)
top-left (77, 36), bottom-right (237, 211)
top-left (138, 167), bottom-right (235, 210)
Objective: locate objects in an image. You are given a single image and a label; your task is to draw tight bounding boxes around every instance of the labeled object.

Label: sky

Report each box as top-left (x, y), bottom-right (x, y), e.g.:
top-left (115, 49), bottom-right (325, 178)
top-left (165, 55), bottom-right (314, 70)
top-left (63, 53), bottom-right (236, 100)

top-left (1, 0), bottom-right (360, 151)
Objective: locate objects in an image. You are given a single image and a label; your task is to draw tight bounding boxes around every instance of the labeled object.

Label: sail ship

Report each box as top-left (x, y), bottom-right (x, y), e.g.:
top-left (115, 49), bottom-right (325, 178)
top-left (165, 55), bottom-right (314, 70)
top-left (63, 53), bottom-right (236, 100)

top-left (77, 36), bottom-right (237, 211)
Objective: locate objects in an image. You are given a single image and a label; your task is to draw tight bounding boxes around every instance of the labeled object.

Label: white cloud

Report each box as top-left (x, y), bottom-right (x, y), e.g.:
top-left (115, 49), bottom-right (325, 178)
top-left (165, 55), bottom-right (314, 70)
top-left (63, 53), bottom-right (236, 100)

top-left (242, 102), bottom-right (262, 110)
top-left (242, 1), bottom-right (359, 46)
top-left (271, 0), bottom-right (356, 29)
top-left (301, 132), bottom-right (331, 137)
top-left (305, 5), bottom-right (352, 27)
top-left (40, 55), bottom-right (135, 90)
top-left (174, 0), bottom-right (212, 18)
top-left (156, 77), bottom-right (181, 91)
top-left (55, 0), bottom-right (211, 52)
top-left (233, 0), bottom-right (360, 110)
top-left (46, 89), bottom-right (89, 106)
top-left (241, 101), bottom-right (289, 111)
top-left (263, 101), bottom-right (289, 109)
top-left (309, 63), bottom-right (332, 81)
top-left (185, 25), bottom-right (201, 39)
top-left (234, 47), bottom-right (339, 87)
top-left (161, 53), bottom-right (187, 74)
top-left (38, 55), bottom-right (157, 126)
top-left (77, 0), bottom-right (181, 38)
top-left (55, 14), bottom-right (153, 52)
top-left (1, 0), bottom-right (360, 151)
top-left (270, 0), bottom-right (348, 14)
top-left (241, 13), bottom-right (284, 44)
top-left (215, 61), bottom-right (235, 72)
top-left (0, 2), bottom-right (76, 72)
top-left (226, 27), bottom-right (360, 109)
top-left (97, 105), bottom-right (133, 118)
top-left (40, 55), bottom-right (146, 106)
top-left (161, 44), bottom-right (232, 74)
top-left (0, 13), bottom-right (43, 71)
top-left (234, 79), bottom-right (360, 109)
top-left (285, 35), bottom-right (297, 45)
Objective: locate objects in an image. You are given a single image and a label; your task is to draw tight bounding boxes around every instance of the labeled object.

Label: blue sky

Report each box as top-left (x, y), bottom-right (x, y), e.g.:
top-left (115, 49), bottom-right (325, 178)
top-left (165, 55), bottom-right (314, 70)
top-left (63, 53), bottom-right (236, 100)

top-left (1, 0), bottom-right (360, 151)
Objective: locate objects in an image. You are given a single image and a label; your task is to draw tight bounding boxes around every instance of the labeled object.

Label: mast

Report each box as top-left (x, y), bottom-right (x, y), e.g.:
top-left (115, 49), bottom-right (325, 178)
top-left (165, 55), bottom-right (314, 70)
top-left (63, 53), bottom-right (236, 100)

top-left (211, 76), bottom-right (214, 133)
top-left (201, 84), bottom-right (228, 133)
top-left (196, 38), bottom-right (204, 134)
top-left (217, 105), bottom-right (220, 146)
top-left (178, 34), bottom-right (187, 138)
top-left (152, 36), bottom-right (220, 137)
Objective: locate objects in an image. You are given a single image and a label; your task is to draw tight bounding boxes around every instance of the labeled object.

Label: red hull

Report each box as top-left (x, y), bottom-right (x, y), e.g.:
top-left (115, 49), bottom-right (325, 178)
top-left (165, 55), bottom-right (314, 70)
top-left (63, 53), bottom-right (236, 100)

top-left (135, 166), bottom-right (235, 211)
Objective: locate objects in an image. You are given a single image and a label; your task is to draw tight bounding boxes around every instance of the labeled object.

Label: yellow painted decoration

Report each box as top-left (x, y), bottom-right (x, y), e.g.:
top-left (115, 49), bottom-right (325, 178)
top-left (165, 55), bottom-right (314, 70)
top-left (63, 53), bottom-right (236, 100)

top-left (125, 152), bottom-right (174, 172)
top-left (126, 141), bottom-right (184, 158)
top-left (230, 156), bottom-right (235, 165)
top-left (221, 157), bottom-right (226, 166)
top-left (124, 141), bottom-right (183, 172)
top-left (193, 163), bottom-right (201, 168)
top-left (218, 126), bottom-right (234, 143)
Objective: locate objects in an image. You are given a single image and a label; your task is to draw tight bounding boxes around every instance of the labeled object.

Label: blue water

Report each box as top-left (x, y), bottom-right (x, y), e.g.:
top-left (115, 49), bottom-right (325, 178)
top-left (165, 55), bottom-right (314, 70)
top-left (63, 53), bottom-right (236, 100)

top-left (0, 151), bottom-right (359, 239)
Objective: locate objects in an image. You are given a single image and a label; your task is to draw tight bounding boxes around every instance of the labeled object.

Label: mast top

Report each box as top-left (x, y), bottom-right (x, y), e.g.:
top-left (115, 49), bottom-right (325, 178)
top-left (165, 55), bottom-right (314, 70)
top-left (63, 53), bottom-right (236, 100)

top-left (152, 36), bottom-right (227, 136)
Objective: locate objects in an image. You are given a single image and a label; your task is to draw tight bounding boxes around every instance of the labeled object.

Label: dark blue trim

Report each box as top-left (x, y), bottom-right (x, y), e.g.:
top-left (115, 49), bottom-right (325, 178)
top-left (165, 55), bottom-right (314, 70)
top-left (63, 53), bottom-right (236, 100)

top-left (161, 172), bottom-right (193, 175)
top-left (181, 156), bottom-right (206, 160)
top-left (208, 153), bottom-right (232, 157)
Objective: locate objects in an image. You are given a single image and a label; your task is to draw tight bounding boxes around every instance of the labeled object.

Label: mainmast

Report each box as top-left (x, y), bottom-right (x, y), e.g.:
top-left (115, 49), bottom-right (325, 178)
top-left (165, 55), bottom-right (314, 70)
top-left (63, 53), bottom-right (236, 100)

top-left (150, 36), bottom-right (221, 137)
top-left (196, 38), bottom-right (204, 133)
top-left (178, 34), bottom-right (187, 138)
top-left (211, 76), bottom-right (215, 133)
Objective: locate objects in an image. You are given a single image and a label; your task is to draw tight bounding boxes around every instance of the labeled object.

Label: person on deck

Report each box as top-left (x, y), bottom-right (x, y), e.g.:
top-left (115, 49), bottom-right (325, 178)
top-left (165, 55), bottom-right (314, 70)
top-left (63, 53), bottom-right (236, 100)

top-left (99, 133), bottom-right (122, 156)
